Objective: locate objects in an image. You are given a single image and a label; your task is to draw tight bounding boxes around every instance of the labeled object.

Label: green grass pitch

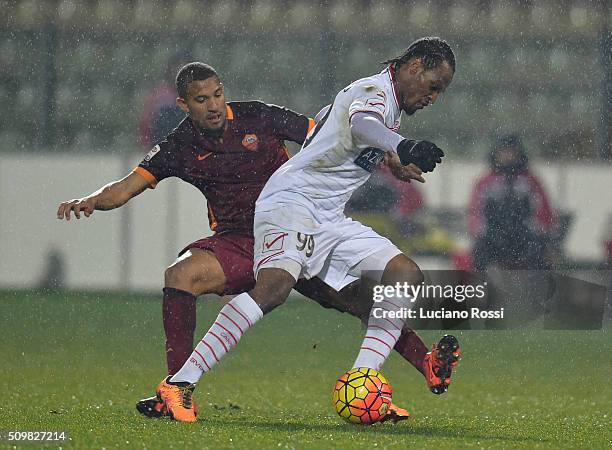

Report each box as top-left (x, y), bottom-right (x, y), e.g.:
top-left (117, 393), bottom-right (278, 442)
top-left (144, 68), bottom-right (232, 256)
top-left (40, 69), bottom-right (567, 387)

top-left (1, 291), bottom-right (610, 449)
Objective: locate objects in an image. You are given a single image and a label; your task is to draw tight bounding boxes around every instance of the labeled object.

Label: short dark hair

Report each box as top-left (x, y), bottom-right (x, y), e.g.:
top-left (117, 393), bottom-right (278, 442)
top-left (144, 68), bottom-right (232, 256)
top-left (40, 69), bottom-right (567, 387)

top-left (383, 37), bottom-right (456, 73)
top-left (175, 62), bottom-right (219, 98)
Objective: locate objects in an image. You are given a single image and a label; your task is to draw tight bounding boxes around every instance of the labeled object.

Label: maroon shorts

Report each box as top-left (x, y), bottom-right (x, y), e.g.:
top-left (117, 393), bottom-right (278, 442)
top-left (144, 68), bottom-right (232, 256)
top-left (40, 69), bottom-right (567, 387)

top-left (179, 232), bottom-right (255, 295)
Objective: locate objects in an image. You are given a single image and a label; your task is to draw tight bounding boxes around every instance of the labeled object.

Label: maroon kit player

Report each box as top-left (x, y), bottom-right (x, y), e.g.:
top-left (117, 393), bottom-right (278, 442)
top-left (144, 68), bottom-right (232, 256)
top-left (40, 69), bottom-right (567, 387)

top-left (56, 62), bottom-right (458, 422)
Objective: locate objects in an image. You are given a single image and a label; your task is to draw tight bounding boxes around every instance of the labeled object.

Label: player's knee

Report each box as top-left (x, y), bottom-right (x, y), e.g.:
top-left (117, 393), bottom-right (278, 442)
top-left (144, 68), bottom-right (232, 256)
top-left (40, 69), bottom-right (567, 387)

top-left (411, 264), bottom-right (425, 286)
top-left (165, 263), bottom-right (188, 288)
top-left (382, 255), bottom-right (424, 286)
top-left (249, 269), bottom-right (296, 314)
top-left (164, 261), bottom-right (201, 293)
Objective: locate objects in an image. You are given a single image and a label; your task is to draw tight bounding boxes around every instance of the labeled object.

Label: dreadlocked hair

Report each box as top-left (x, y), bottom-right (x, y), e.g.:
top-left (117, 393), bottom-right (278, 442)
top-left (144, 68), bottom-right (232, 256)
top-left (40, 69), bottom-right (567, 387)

top-left (382, 37), bottom-right (456, 72)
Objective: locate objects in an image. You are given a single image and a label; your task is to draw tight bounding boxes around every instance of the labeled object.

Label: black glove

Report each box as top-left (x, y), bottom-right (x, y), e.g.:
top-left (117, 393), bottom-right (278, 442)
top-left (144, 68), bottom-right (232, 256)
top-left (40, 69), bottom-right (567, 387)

top-left (396, 139), bottom-right (444, 173)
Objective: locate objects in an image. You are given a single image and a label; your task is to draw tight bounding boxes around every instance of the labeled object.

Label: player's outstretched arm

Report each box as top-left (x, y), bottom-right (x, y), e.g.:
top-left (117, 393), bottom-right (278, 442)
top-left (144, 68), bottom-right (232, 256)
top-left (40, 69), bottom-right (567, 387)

top-left (350, 112), bottom-right (404, 154)
top-left (56, 171), bottom-right (149, 221)
top-left (350, 112), bottom-right (444, 174)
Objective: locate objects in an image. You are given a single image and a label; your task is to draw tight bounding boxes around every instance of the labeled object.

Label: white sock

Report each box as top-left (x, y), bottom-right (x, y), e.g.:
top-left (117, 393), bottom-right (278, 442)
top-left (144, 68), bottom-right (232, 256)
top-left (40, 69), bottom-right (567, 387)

top-left (170, 293), bottom-right (263, 384)
top-left (352, 294), bottom-right (410, 371)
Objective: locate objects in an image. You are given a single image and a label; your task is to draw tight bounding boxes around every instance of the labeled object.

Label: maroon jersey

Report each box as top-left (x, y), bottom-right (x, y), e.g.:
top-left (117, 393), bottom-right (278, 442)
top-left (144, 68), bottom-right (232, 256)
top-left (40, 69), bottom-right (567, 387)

top-left (135, 101), bottom-right (314, 233)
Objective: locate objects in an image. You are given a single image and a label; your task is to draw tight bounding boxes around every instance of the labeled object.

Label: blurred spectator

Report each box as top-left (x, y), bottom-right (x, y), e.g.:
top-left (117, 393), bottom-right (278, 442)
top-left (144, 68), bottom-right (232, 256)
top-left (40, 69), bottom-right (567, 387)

top-left (37, 248), bottom-right (65, 292)
top-left (467, 135), bottom-right (553, 270)
top-left (603, 214), bottom-right (612, 269)
top-left (138, 52), bottom-right (191, 148)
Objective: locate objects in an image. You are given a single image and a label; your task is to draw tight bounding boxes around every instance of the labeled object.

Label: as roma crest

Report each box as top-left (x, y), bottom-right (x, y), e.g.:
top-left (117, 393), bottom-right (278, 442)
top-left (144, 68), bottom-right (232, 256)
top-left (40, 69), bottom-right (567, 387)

top-left (241, 134), bottom-right (259, 152)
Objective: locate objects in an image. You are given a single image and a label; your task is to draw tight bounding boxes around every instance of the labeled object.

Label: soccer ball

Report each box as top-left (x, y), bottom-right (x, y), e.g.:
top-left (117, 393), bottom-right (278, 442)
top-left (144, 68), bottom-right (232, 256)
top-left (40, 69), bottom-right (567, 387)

top-left (332, 367), bottom-right (392, 424)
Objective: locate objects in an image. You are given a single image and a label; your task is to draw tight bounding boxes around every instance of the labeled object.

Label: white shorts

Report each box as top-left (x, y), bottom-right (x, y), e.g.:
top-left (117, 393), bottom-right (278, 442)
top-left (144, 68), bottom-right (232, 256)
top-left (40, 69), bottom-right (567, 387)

top-left (253, 204), bottom-right (402, 291)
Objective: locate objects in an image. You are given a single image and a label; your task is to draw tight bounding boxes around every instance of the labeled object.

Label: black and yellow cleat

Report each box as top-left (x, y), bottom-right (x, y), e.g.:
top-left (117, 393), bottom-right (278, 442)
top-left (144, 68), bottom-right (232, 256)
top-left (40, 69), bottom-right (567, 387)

top-left (423, 334), bottom-right (461, 395)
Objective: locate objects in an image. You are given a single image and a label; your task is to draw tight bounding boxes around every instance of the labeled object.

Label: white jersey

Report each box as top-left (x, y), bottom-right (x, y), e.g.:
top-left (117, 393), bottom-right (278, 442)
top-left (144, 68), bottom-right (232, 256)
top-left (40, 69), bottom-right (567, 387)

top-left (256, 66), bottom-right (402, 223)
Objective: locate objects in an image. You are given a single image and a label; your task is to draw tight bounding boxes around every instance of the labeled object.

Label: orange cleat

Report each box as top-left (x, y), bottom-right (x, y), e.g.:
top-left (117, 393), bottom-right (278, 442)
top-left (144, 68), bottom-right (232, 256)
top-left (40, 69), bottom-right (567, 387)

top-left (156, 376), bottom-right (197, 423)
top-left (380, 403), bottom-right (410, 423)
top-left (423, 334), bottom-right (461, 395)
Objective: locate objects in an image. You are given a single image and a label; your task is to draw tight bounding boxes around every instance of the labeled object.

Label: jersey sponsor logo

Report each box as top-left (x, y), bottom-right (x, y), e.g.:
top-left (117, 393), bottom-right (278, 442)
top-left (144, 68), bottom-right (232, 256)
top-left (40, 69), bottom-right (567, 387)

top-left (354, 147), bottom-right (385, 172)
top-left (241, 134), bottom-right (259, 152)
top-left (197, 151), bottom-right (213, 161)
top-left (143, 144), bottom-right (160, 162)
top-left (262, 232), bottom-right (288, 253)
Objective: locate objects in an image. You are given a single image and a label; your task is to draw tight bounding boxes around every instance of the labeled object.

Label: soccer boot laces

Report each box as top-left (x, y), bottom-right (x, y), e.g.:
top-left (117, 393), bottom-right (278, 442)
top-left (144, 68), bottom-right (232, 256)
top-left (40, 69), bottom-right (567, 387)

top-left (156, 376), bottom-right (197, 422)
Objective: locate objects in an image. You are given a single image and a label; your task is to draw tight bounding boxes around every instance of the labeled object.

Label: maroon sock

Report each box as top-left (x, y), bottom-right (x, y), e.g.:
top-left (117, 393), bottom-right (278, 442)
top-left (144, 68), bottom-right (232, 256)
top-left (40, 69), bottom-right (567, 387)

top-left (393, 329), bottom-right (429, 376)
top-left (162, 287), bottom-right (197, 375)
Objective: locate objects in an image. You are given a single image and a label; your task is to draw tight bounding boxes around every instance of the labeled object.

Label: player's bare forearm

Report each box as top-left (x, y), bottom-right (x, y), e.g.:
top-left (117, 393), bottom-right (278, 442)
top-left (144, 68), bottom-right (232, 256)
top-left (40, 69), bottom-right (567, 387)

top-left (88, 181), bottom-right (134, 210)
top-left (384, 152), bottom-right (425, 183)
top-left (56, 172), bottom-right (149, 220)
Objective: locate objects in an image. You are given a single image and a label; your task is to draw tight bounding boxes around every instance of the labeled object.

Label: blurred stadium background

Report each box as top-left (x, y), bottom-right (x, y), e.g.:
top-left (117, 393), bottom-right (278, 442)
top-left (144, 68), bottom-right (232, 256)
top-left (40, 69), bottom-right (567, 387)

top-left (0, 0), bottom-right (611, 291)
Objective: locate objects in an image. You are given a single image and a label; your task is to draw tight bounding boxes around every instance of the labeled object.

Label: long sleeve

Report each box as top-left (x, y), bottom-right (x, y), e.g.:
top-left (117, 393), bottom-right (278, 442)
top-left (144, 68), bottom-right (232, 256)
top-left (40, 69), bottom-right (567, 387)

top-left (349, 112), bottom-right (404, 153)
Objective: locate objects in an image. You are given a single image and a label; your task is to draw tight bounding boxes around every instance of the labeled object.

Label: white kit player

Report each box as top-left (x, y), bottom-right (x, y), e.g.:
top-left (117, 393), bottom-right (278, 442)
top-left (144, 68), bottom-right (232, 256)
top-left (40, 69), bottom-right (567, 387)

top-left (153, 37), bottom-right (462, 423)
